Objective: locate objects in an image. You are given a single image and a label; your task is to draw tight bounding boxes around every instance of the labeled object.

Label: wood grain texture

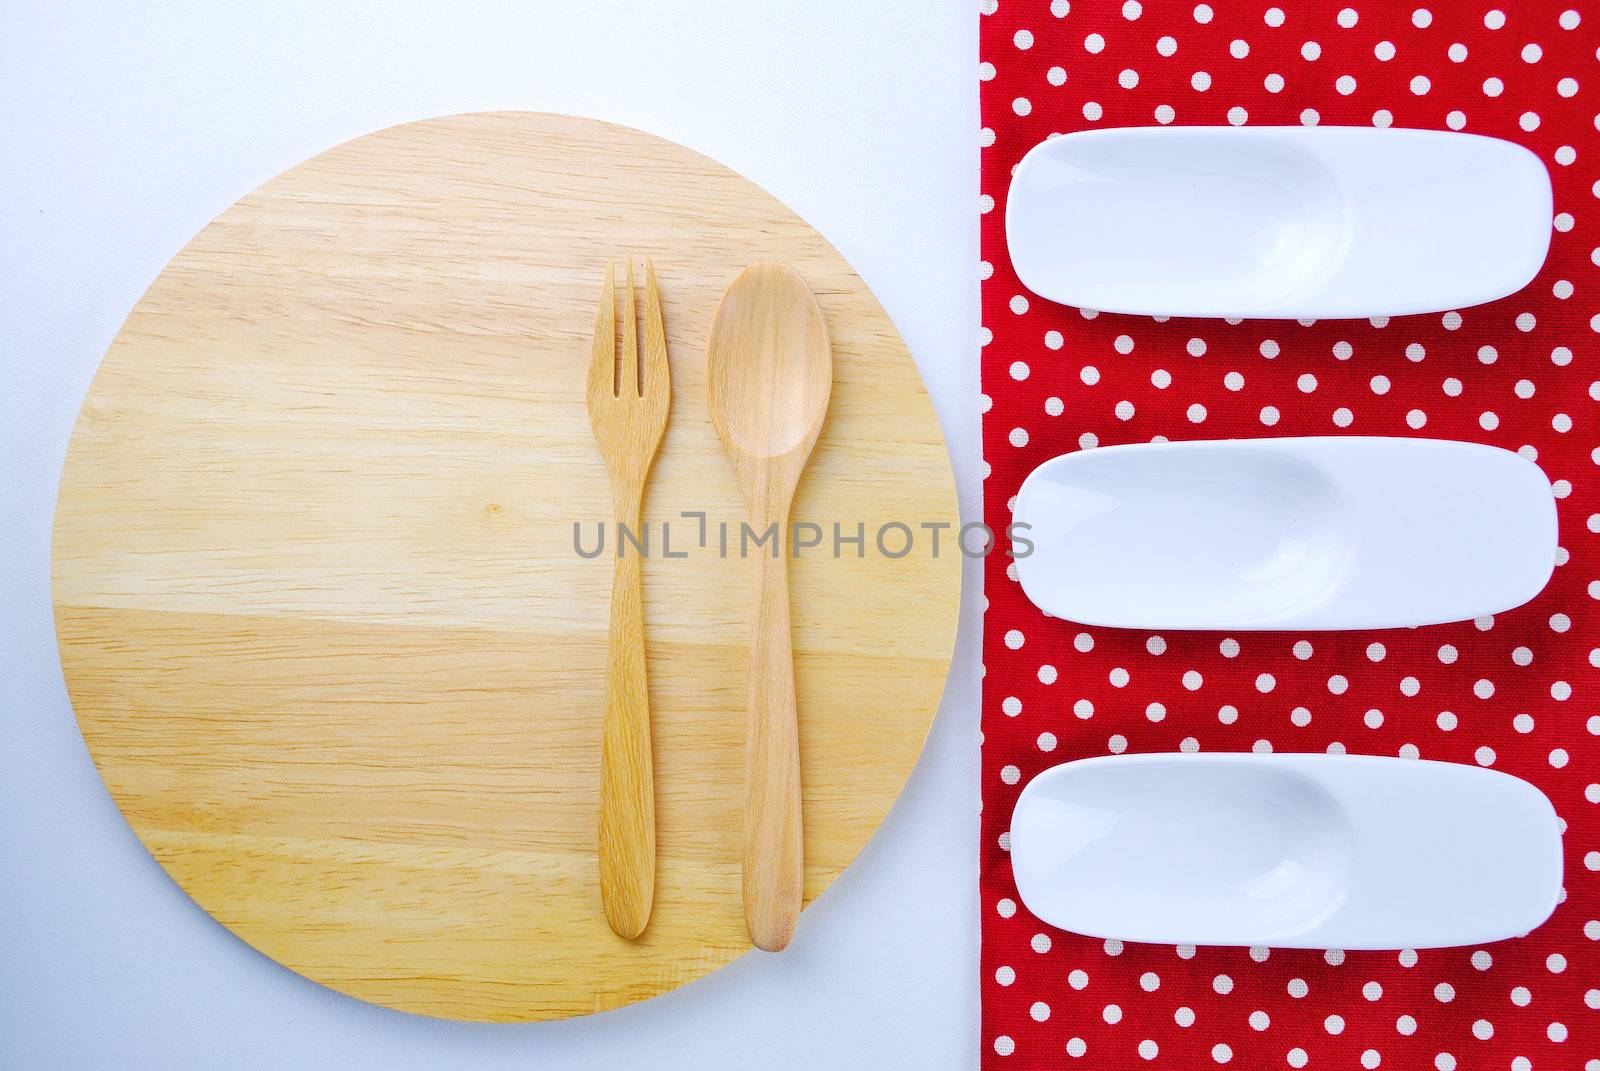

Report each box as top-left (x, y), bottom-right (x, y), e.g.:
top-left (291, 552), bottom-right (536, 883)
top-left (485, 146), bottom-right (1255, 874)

top-left (587, 259), bottom-right (670, 940)
top-left (706, 263), bottom-right (833, 952)
top-left (52, 112), bottom-right (959, 1022)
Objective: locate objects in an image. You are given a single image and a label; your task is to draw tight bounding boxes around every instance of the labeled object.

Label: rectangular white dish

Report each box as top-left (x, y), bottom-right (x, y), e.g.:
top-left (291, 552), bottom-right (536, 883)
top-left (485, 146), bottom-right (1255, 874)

top-left (1006, 126), bottom-right (1552, 319)
top-left (1009, 753), bottom-right (1563, 949)
top-left (1011, 436), bottom-right (1557, 631)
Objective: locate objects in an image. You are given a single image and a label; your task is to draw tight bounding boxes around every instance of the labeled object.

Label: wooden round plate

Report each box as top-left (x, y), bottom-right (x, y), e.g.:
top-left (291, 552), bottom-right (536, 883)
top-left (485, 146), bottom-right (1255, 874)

top-left (52, 112), bottom-right (959, 1021)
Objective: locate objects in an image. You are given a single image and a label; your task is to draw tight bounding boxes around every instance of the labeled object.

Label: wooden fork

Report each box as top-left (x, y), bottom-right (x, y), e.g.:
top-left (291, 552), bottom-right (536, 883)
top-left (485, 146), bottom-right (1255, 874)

top-left (586, 258), bottom-right (670, 939)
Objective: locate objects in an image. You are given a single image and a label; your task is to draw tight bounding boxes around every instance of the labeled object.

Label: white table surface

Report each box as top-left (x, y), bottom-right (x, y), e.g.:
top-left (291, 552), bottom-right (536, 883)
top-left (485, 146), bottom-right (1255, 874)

top-left (0, 2), bottom-right (980, 1067)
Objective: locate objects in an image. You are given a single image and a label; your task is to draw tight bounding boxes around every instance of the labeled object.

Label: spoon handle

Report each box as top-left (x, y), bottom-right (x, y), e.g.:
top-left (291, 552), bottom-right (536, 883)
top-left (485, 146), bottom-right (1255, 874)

top-left (743, 533), bottom-right (803, 952)
top-left (598, 498), bottom-right (655, 939)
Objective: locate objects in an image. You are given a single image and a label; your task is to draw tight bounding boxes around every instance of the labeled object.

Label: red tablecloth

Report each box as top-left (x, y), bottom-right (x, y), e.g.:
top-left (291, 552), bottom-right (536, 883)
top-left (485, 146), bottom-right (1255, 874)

top-left (979, 2), bottom-right (1598, 1067)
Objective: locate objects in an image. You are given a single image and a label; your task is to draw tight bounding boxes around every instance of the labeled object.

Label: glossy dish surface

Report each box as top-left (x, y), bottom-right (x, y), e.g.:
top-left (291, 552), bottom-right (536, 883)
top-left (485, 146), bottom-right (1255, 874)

top-left (1009, 754), bottom-right (1563, 949)
top-left (1005, 126), bottom-right (1553, 318)
top-left (1011, 436), bottom-right (1557, 631)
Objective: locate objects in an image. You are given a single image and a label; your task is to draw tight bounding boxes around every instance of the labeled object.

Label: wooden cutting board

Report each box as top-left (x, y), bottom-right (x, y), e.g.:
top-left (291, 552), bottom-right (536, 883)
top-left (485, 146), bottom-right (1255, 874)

top-left (51, 112), bottom-right (959, 1022)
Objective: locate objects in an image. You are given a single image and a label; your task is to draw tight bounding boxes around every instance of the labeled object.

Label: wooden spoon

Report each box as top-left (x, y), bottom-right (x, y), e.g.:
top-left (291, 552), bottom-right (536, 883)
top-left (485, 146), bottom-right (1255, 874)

top-left (705, 262), bottom-right (833, 952)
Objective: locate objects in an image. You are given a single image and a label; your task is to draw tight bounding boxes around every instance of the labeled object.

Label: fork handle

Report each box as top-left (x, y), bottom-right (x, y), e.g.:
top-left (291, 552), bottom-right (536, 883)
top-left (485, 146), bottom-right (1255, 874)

top-left (599, 498), bottom-right (655, 939)
top-left (742, 527), bottom-right (803, 952)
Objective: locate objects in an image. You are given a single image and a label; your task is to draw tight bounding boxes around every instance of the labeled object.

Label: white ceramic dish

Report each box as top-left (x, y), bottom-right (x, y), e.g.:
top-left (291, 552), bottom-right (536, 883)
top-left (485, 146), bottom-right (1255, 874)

top-left (1009, 753), bottom-right (1562, 949)
top-left (1005, 126), bottom-right (1552, 319)
top-left (1011, 436), bottom-right (1555, 631)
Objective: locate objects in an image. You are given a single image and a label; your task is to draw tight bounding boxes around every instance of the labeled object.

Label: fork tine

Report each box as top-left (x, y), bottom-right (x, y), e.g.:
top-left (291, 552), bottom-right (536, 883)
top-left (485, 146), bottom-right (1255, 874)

top-left (591, 259), bottom-right (616, 397)
top-left (641, 258), bottom-right (669, 398)
top-left (620, 258), bottom-right (640, 397)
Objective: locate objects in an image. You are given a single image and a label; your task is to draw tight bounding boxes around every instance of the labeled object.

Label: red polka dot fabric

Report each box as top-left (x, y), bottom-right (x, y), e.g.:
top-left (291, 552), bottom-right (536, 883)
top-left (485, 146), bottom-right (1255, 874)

top-left (980, 1), bottom-right (1598, 1067)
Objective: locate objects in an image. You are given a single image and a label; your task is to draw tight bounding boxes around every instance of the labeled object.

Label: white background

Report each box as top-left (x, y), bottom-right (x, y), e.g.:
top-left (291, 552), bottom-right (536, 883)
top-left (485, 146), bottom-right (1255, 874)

top-left (1, 2), bottom-right (980, 1067)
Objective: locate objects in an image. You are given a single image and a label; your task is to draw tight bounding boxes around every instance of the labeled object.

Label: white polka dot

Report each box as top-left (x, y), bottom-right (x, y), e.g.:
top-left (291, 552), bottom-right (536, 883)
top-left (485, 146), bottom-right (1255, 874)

top-left (1249, 1010), bottom-right (1270, 1030)
top-left (1548, 1022), bottom-right (1567, 1042)
top-left (1302, 41), bottom-right (1322, 60)
top-left (1154, 103), bottom-right (1176, 124)
top-left (1044, 396), bottom-right (1064, 416)
top-left (1212, 1043), bottom-right (1232, 1065)
top-left (1256, 673), bottom-right (1276, 693)
top-left (1176, 1006), bottom-right (1196, 1027)
top-left (1030, 1000), bottom-right (1051, 1021)
top-left (1066, 1037), bottom-right (1087, 1058)
top-left (994, 1036), bottom-right (1014, 1057)
top-left (1337, 74), bottom-right (1357, 94)
top-left (1264, 72), bottom-right (1285, 92)
top-left (1123, 0), bottom-right (1143, 18)
top-left (1449, 42), bottom-right (1468, 61)
top-left (1103, 1003), bottom-right (1122, 1024)
top-left (1005, 629), bottom-right (1024, 650)
top-left (1522, 42), bottom-right (1541, 61)
top-left (1397, 1014), bottom-right (1417, 1034)
top-left (1194, 3), bottom-right (1213, 23)
top-left (1329, 674), bottom-right (1349, 694)
top-left (1032, 932), bottom-right (1052, 953)
top-left (1082, 101), bottom-right (1104, 121)
top-left (1037, 731), bottom-right (1057, 752)
top-left (1411, 75), bottom-right (1431, 94)
top-left (1191, 71), bottom-right (1212, 91)
top-left (1187, 403), bottom-right (1207, 423)
top-left (1511, 985), bottom-right (1531, 1006)
top-left (1301, 108), bottom-right (1319, 125)
top-left (1085, 33), bottom-right (1106, 53)
top-left (1014, 29), bottom-right (1034, 49)
top-left (1012, 97), bottom-right (1032, 116)
top-left (1406, 409), bottom-right (1427, 429)
top-left (1265, 7), bottom-right (1285, 26)
top-left (1228, 106), bottom-right (1248, 125)
top-left (1484, 77), bottom-right (1504, 96)
top-left (1048, 66), bottom-right (1068, 85)
top-left (1157, 35), bottom-right (1177, 56)
top-left (1413, 8), bottom-right (1432, 27)
top-left (1289, 1050), bottom-right (1309, 1069)
top-left (1437, 711), bottom-right (1457, 730)
top-left (1476, 746), bottom-right (1496, 765)
top-left (1069, 968), bottom-right (1089, 989)
top-left (995, 964), bottom-right (1015, 984)
top-left (1118, 68), bottom-right (1139, 89)
top-left (1327, 1014), bottom-right (1346, 1034)
top-left (1009, 427), bottom-right (1029, 448)
top-left (1230, 39), bottom-right (1250, 58)
top-left (1561, 9), bottom-right (1581, 28)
